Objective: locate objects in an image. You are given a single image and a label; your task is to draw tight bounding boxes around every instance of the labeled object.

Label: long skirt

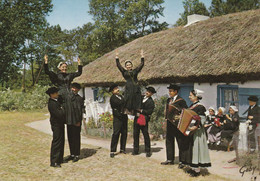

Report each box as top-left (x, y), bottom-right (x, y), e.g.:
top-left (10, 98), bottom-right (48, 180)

top-left (207, 125), bottom-right (221, 143)
top-left (191, 126), bottom-right (211, 168)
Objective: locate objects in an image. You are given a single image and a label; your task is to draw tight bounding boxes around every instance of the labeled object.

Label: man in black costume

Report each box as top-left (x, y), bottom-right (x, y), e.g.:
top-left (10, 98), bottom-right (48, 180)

top-left (132, 86), bottom-right (156, 157)
top-left (46, 87), bottom-right (65, 168)
top-left (161, 84), bottom-right (188, 166)
top-left (109, 84), bottom-right (128, 158)
top-left (246, 95), bottom-right (260, 153)
top-left (64, 83), bottom-right (85, 162)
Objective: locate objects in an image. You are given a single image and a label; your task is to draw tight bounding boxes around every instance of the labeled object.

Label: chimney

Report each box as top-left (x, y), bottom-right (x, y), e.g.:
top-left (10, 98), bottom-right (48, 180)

top-left (185, 14), bottom-right (209, 27)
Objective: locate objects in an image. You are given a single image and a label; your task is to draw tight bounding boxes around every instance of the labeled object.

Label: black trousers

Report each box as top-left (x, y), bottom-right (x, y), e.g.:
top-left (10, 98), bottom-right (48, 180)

top-left (110, 116), bottom-right (128, 152)
top-left (67, 124), bottom-right (81, 156)
top-left (133, 119), bottom-right (150, 153)
top-left (50, 124), bottom-right (65, 165)
top-left (166, 120), bottom-right (183, 161)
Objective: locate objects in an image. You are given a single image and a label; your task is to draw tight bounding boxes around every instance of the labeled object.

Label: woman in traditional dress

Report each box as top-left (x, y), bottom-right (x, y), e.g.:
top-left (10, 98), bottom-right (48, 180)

top-left (221, 106), bottom-right (240, 140)
top-left (207, 107), bottom-right (226, 145)
top-left (115, 50), bottom-right (144, 115)
top-left (186, 89), bottom-right (211, 177)
top-left (44, 55), bottom-right (83, 125)
top-left (204, 107), bottom-right (216, 138)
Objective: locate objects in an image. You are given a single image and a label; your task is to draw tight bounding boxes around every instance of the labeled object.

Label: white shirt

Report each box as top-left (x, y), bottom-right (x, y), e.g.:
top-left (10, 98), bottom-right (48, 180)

top-left (171, 95), bottom-right (178, 102)
top-left (143, 96), bottom-right (149, 103)
top-left (116, 95), bottom-right (122, 100)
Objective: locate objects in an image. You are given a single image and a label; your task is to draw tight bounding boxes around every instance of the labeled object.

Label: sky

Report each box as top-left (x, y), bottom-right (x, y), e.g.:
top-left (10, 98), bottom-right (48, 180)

top-left (46, 0), bottom-right (212, 30)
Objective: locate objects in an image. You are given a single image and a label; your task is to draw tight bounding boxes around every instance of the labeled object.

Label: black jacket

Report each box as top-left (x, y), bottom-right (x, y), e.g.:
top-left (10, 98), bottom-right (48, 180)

top-left (110, 94), bottom-right (126, 120)
top-left (247, 104), bottom-right (260, 128)
top-left (71, 93), bottom-right (85, 125)
top-left (165, 95), bottom-right (188, 120)
top-left (139, 96), bottom-right (155, 122)
top-left (48, 98), bottom-right (65, 127)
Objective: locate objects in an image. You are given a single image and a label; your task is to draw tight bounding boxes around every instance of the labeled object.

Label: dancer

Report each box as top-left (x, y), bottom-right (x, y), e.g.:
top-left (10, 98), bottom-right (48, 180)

top-left (64, 83), bottom-right (85, 163)
top-left (133, 86), bottom-right (156, 157)
top-left (44, 55), bottom-right (82, 125)
top-left (109, 84), bottom-right (128, 158)
top-left (115, 50), bottom-right (144, 115)
top-left (186, 89), bottom-right (211, 177)
top-left (46, 87), bottom-right (65, 168)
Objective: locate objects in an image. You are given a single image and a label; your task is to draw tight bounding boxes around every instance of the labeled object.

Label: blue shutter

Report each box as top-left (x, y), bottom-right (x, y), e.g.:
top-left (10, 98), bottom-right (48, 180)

top-left (179, 84), bottom-right (194, 106)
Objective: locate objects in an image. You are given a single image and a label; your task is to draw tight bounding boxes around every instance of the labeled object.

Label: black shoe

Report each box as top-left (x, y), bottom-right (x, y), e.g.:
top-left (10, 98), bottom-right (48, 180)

top-left (50, 163), bottom-right (61, 168)
top-left (146, 152), bottom-right (152, 157)
top-left (132, 152), bottom-right (139, 155)
top-left (161, 160), bottom-right (174, 165)
top-left (63, 155), bottom-right (74, 162)
top-left (120, 150), bottom-right (126, 154)
top-left (110, 153), bottom-right (115, 158)
top-left (178, 163), bottom-right (184, 169)
top-left (73, 156), bottom-right (80, 162)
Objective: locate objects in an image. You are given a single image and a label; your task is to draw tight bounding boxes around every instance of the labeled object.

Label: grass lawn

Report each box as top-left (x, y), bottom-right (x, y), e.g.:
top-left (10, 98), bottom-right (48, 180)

top-left (0, 111), bottom-right (232, 181)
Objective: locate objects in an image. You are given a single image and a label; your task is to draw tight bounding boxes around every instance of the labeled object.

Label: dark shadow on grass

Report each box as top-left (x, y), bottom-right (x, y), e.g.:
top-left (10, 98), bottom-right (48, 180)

top-left (79, 147), bottom-right (100, 159)
top-left (125, 145), bottom-right (163, 154)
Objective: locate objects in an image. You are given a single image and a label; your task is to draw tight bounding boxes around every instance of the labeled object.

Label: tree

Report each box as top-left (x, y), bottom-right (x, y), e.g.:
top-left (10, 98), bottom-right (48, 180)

top-left (0, 0), bottom-right (53, 89)
top-left (210, 0), bottom-right (259, 17)
top-left (88, 0), bottom-right (168, 60)
top-left (175, 0), bottom-right (210, 27)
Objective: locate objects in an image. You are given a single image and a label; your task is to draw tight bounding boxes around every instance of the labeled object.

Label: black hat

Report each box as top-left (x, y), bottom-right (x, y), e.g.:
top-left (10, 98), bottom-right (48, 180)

top-left (109, 83), bottom-right (118, 92)
top-left (167, 84), bottom-right (180, 90)
top-left (248, 95), bottom-right (259, 102)
top-left (71, 82), bottom-right (81, 90)
top-left (146, 86), bottom-right (156, 94)
top-left (45, 87), bottom-right (59, 95)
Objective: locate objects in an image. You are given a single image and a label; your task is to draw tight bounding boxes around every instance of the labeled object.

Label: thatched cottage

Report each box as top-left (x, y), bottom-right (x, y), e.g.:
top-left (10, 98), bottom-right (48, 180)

top-left (75, 9), bottom-right (260, 124)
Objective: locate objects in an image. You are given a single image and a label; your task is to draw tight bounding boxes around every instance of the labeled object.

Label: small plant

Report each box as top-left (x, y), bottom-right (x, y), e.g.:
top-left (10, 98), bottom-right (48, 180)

top-left (98, 112), bottom-right (113, 129)
top-left (149, 96), bottom-right (168, 139)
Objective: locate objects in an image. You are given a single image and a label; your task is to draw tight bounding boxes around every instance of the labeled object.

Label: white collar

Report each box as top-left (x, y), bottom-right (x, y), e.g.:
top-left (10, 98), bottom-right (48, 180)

top-left (251, 104), bottom-right (256, 109)
top-left (143, 96), bottom-right (149, 103)
top-left (172, 95), bottom-right (178, 102)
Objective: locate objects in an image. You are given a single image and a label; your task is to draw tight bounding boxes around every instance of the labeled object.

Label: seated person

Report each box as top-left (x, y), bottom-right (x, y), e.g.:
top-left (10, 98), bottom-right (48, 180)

top-left (221, 106), bottom-right (240, 141)
top-left (207, 107), bottom-right (226, 145)
top-left (204, 107), bottom-right (216, 138)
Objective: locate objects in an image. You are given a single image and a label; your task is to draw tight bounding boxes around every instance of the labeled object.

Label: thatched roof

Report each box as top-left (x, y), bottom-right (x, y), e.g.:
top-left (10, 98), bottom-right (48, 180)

top-left (75, 9), bottom-right (260, 87)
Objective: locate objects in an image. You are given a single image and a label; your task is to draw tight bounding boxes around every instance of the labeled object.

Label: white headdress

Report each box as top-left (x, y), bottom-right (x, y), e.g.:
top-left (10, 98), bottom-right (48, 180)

top-left (194, 89), bottom-right (204, 99)
top-left (218, 107), bottom-right (226, 114)
top-left (57, 62), bottom-right (67, 69)
top-left (230, 105), bottom-right (238, 112)
top-left (208, 106), bottom-right (215, 112)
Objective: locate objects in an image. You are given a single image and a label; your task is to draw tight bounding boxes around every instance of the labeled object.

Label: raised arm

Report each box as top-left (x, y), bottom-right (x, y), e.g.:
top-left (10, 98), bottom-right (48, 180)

top-left (44, 55), bottom-right (58, 84)
top-left (115, 51), bottom-right (125, 73)
top-left (135, 50), bottom-right (144, 73)
top-left (70, 57), bottom-right (83, 79)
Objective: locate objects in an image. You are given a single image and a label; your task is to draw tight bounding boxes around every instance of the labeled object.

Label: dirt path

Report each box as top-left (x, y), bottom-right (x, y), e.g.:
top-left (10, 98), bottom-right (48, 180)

top-left (26, 119), bottom-right (258, 181)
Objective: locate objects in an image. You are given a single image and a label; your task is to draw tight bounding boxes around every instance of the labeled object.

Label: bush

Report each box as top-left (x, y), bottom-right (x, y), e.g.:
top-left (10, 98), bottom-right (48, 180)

top-left (0, 85), bottom-right (49, 111)
top-left (97, 112), bottom-right (113, 129)
top-left (149, 96), bottom-right (168, 139)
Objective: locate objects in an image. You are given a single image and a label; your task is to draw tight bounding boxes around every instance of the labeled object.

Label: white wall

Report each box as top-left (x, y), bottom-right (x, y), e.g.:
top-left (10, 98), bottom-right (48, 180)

top-left (239, 81), bottom-right (260, 88)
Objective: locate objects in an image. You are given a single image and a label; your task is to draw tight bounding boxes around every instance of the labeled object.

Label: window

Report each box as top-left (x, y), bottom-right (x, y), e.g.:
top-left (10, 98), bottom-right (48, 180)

top-left (92, 87), bottom-right (105, 103)
top-left (217, 85), bottom-right (239, 113)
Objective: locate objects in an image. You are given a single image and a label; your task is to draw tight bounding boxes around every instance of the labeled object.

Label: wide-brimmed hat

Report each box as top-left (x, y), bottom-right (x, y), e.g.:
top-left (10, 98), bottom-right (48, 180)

top-left (146, 86), bottom-right (156, 94)
top-left (167, 84), bottom-right (180, 90)
top-left (71, 82), bottom-right (81, 90)
top-left (46, 87), bottom-right (59, 95)
top-left (248, 95), bottom-right (258, 102)
top-left (109, 83), bottom-right (118, 92)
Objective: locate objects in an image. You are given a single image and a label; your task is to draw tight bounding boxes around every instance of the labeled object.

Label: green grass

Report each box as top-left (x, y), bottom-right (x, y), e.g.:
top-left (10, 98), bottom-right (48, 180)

top-left (0, 111), bottom-right (232, 181)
